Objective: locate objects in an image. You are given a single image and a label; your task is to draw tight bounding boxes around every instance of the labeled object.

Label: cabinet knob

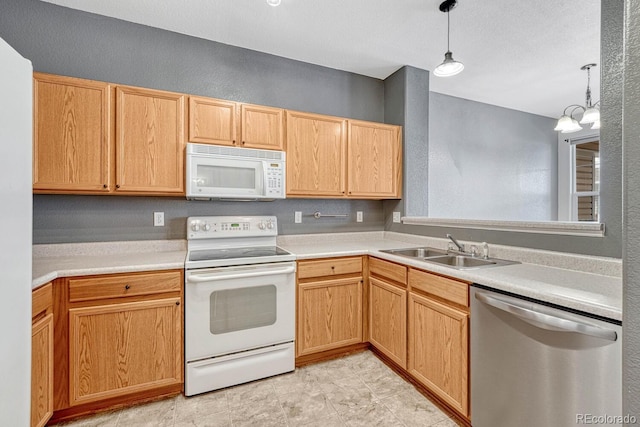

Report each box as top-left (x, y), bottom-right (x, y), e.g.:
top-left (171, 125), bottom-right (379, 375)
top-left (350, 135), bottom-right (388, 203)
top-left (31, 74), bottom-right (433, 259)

top-left (115, 184), bottom-right (120, 189)
top-left (331, 266), bottom-right (335, 270)
top-left (103, 184), bottom-right (108, 189)
top-left (232, 140), bottom-right (236, 145)
top-left (124, 284), bottom-right (130, 290)
top-left (176, 301), bottom-right (181, 306)
top-left (241, 141), bottom-right (245, 145)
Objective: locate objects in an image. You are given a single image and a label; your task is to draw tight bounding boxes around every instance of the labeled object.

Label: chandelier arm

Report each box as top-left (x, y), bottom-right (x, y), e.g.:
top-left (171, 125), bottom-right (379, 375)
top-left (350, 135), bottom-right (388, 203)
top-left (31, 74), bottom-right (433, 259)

top-left (562, 104), bottom-right (585, 116)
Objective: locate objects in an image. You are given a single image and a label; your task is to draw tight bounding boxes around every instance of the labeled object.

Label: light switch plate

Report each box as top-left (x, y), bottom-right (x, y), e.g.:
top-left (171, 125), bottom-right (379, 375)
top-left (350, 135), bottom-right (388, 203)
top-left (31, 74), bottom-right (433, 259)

top-left (154, 212), bottom-right (165, 227)
top-left (356, 211), bottom-right (363, 222)
top-left (393, 212), bottom-right (401, 223)
top-left (294, 211), bottom-right (302, 223)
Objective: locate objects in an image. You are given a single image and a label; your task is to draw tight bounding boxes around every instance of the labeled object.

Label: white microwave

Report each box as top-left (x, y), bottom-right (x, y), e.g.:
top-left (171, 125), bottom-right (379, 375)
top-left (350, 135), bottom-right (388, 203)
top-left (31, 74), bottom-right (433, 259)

top-left (186, 143), bottom-right (286, 200)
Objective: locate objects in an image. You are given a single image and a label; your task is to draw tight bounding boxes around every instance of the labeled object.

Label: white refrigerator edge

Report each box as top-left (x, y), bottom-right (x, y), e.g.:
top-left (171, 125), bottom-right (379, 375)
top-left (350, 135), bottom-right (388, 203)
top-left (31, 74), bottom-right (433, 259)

top-left (0, 37), bottom-right (33, 426)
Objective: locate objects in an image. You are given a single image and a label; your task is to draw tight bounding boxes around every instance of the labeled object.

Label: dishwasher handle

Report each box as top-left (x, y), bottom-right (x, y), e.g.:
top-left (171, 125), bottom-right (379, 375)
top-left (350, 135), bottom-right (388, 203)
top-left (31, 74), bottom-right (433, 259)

top-left (187, 265), bottom-right (296, 283)
top-left (475, 291), bottom-right (618, 342)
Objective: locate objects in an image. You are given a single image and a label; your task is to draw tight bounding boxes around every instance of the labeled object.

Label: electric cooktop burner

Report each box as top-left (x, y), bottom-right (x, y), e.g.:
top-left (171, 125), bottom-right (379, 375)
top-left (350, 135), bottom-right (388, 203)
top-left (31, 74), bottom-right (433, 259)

top-left (188, 246), bottom-right (292, 262)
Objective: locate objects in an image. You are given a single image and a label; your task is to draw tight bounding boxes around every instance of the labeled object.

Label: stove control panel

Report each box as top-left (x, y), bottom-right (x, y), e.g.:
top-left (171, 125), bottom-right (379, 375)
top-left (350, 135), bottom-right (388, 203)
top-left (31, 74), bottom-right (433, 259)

top-left (187, 216), bottom-right (278, 239)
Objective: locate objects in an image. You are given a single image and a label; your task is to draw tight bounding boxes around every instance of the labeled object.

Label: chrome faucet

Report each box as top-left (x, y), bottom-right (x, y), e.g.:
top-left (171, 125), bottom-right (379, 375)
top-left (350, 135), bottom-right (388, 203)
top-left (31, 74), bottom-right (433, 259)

top-left (446, 234), bottom-right (465, 253)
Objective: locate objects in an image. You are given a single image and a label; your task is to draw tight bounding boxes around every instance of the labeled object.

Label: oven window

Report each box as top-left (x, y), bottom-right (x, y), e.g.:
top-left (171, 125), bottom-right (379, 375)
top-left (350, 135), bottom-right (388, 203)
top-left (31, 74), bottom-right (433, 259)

top-left (197, 164), bottom-right (256, 189)
top-left (209, 285), bottom-right (277, 334)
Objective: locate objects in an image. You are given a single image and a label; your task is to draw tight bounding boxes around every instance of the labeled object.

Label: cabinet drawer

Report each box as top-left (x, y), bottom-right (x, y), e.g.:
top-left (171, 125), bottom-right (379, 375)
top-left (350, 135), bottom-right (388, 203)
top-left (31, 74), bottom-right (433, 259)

top-left (369, 257), bottom-right (407, 286)
top-left (298, 257), bottom-right (362, 279)
top-left (68, 270), bottom-right (182, 303)
top-left (32, 282), bottom-right (53, 319)
top-left (408, 268), bottom-right (469, 307)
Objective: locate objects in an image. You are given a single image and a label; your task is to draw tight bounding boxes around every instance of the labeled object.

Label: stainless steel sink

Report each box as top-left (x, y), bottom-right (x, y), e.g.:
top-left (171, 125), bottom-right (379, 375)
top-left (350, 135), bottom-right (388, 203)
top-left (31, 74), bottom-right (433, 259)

top-left (380, 247), bottom-right (519, 270)
top-left (381, 247), bottom-right (447, 258)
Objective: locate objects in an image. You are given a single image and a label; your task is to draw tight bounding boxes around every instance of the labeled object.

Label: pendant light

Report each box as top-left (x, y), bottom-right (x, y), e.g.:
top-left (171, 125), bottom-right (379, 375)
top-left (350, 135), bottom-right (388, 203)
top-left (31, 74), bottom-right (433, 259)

top-left (554, 64), bottom-right (600, 133)
top-left (433, 0), bottom-right (464, 77)
top-left (266, 0), bottom-right (281, 6)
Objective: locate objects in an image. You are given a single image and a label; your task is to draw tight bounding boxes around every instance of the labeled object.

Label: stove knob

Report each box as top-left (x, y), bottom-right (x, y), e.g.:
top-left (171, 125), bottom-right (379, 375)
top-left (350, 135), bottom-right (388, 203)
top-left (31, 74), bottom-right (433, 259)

top-left (258, 221), bottom-right (266, 230)
top-left (203, 223), bottom-right (211, 231)
top-left (191, 223), bottom-right (200, 232)
top-left (267, 221), bottom-right (274, 230)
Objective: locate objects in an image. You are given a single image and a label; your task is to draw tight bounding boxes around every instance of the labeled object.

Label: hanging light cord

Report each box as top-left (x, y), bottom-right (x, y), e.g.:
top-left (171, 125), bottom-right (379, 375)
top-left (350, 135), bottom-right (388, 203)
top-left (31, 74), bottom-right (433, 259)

top-left (585, 66), bottom-right (593, 108)
top-left (446, 10), bottom-right (451, 52)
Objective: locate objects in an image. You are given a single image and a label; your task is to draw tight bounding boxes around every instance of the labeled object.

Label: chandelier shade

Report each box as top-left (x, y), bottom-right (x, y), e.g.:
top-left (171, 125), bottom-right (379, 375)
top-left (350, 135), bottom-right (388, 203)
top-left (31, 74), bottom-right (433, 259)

top-left (555, 64), bottom-right (600, 133)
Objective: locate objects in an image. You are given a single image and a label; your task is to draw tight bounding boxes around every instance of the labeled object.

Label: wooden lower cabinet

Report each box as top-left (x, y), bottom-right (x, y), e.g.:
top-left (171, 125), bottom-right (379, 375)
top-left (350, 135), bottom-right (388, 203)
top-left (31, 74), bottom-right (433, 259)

top-left (68, 297), bottom-right (182, 405)
top-left (368, 273), bottom-right (407, 369)
top-left (51, 270), bottom-right (184, 422)
top-left (408, 291), bottom-right (469, 416)
top-left (32, 283), bottom-right (54, 427)
top-left (296, 257), bottom-right (363, 358)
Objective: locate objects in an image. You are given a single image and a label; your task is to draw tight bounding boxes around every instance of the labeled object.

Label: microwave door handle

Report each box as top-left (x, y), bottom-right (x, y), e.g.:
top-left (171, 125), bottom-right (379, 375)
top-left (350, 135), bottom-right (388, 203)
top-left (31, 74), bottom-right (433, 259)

top-left (187, 266), bottom-right (296, 283)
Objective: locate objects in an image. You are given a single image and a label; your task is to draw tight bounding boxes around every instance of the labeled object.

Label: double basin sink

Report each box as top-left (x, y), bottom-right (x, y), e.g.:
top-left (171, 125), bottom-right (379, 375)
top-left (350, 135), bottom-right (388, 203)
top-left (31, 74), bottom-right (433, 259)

top-left (380, 247), bottom-right (519, 270)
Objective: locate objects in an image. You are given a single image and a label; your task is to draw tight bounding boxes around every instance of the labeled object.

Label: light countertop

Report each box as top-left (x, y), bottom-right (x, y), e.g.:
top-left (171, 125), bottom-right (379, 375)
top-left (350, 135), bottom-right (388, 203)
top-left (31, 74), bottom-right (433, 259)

top-left (32, 232), bottom-right (622, 321)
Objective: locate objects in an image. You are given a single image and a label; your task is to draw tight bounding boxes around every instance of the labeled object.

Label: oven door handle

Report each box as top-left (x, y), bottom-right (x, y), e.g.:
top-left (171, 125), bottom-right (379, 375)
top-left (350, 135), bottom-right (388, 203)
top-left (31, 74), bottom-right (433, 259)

top-left (187, 266), bottom-right (296, 283)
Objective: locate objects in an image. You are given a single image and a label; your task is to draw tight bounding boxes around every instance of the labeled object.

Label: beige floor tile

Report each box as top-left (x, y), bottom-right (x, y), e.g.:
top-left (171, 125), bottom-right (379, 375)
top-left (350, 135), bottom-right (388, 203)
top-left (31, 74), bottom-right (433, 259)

top-left (270, 366), bottom-right (322, 396)
top-left (360, 365), bottom-right (414, 399)
top-left (382, 390), bottom-right (449, 427)
top-left (339, 403), bottom-right (405, 427)
top-left (320, 375), bottom-right (379, 415)
top-left (51, 409), bottom-right (120, 427)
top-left (432, 417), bottom-right (464, 427)
top-left (342, 351), bottom-right (389, 373)
top-left (175, 390), bottom-right (231, 426)
top-left (174, 410), bottom-right (231, 427)
top-left (306, 357), bottom-right (359, 382)
top-left (296, 410), bottom-right (345, 427)
top-left (116, 398), bottom-right (176, 427)
top-left (225, 380), bottom-right (277, 409)
top-left (278, 388), bottom-right (338, 426)
top-left (229, 399), bottom-right (287, 427)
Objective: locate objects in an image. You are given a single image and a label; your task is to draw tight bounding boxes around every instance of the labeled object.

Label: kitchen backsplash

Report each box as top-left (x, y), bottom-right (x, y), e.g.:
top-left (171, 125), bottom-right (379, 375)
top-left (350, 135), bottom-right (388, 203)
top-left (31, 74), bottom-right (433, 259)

top-left (33, 195), bottom-right (385, 244)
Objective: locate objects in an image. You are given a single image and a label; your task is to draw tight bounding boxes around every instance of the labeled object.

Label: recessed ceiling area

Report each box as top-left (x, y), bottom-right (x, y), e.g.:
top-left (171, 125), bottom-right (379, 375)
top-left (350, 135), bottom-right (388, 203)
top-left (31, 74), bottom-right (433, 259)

top-left (39, 0), bottom-right (600, 119)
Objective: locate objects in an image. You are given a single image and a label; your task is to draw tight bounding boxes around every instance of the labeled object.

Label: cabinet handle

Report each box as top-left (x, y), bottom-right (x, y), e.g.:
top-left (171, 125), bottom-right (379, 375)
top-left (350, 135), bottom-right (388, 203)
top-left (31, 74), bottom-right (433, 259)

top-left (124, 284), bottom-right (130, 290)
top-left (241, 141), bottom-right (245, 145)
top-left (103, 184), bottom-right (108, 189)
top-left (175, 301), bottom-right (181, 306)
top-left (115, 184), bottom-right (120, 189)
top-left (232, 140), bottom-right (236, 145)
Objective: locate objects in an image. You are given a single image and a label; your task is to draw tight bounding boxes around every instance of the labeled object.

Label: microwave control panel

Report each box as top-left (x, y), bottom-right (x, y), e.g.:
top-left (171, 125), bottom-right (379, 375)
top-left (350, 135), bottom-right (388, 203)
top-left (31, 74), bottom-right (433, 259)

top-left (265, 162), bottom-right (285, 197)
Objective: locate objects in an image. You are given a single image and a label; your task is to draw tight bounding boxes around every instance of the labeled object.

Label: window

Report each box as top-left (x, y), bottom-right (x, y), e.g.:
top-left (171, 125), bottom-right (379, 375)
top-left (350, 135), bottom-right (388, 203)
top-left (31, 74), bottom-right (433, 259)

top-left (572, 140), bottom-right (600, 221)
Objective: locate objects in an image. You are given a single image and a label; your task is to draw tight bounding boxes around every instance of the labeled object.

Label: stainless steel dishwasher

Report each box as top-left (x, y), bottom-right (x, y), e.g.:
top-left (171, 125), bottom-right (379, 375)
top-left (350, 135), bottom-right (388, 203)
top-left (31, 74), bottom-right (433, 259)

top-left (471, 286), bottom-right (622, 427)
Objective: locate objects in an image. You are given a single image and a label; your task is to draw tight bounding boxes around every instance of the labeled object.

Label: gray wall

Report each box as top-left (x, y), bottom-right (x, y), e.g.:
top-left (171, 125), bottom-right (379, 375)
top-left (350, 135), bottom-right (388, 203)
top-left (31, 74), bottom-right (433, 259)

top-left (622, 0), bottom-right (640, 419)
top-left (428, 94), bottom-right (558, 221)
top-left (0, 0), bottom-right (387, 243)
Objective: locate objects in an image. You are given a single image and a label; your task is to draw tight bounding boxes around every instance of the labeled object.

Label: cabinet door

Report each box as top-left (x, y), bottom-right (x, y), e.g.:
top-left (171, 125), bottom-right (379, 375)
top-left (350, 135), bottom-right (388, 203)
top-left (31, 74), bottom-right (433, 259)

top-left (297, 277), bottom-right (362, 356)
top-left (33, 73), bottom-right (111, 193)
top-left (286, 111), bottom-right (347, 197)
top-left (116, 86), bottom-right (185, 194)
top-left (68, 297), bottom-right (182, 405)
top-left (347, 120), bottom-right (401, 198)
top-left (408, 292), bottom-right (469, 416)
top-left (240, 104), bottom-right (284, 150)
top-left (188, 96), bottom-right (237, 145)
top-left (369, 277), bottom-right (407, 368)
top-left (31, 313), bottom-right (54, 427)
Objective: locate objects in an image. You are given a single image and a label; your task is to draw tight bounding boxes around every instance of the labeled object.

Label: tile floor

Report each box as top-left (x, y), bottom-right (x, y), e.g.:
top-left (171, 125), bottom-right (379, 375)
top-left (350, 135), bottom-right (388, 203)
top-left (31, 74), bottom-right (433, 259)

top-left (51, 351), bottom-right (460, 427)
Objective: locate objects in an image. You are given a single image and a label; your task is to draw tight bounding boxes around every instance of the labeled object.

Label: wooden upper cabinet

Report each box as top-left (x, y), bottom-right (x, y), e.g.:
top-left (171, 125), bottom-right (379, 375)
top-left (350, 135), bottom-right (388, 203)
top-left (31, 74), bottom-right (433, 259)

top-left (115, 86), bottom-right (185, 194)
top-left (348, 120), bottom-right (402, 198)
top-left (286, 110), bottom-right (347, 197)
top-left (240, 103), bottom-right (284, 150)
top-left (33, 73), bottom-right (111, 193)
top-left (188, 96), bottom-right (237, 145)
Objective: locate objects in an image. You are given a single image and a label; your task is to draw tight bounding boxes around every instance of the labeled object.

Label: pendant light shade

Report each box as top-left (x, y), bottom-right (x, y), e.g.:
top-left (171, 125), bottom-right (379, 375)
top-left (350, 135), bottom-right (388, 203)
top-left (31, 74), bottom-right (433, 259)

top-left (555, 64), bottom-right (600, 133)
top-left (434, 51), bottom-right (464, 77)
top-left (434, 0), bottom-right (464, 78)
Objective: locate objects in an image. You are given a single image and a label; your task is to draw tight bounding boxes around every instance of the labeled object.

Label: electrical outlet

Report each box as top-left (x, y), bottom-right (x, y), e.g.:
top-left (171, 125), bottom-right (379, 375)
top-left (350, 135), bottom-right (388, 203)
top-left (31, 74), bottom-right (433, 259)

top-left (294, 211), bottom-right (302, 224)
top-left (393, 211), bottom-right (401, 223)
top-left (356, 211), bottom-right (363, 222)
top-left (153, 212), bottom-right (165, 227)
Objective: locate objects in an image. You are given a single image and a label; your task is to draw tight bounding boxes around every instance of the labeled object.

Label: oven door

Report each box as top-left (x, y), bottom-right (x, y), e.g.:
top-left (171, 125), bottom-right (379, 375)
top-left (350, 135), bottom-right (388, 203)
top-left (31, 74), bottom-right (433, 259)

top-left (185, 262), bottom-right (296, 361)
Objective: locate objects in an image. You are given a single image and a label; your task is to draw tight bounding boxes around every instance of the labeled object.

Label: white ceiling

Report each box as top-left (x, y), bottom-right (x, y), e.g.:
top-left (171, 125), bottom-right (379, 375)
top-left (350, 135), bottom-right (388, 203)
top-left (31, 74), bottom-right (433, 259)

top-left (39, 0), bottom-right (601, 119)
